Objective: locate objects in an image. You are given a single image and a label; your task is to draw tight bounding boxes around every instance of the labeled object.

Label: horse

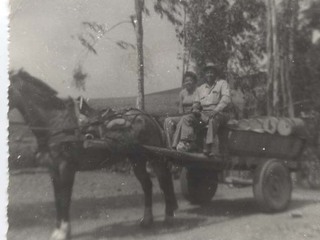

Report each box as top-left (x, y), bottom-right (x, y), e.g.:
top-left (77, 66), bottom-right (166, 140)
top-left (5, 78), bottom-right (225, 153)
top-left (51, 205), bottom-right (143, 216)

top-left (8, 70), bottom-right (178, 240)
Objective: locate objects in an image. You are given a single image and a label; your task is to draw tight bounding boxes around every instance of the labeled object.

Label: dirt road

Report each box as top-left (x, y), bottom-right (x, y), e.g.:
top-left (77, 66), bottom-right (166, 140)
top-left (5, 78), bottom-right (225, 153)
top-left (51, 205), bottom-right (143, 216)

top-left (7, 170), bottom-right (320, 240)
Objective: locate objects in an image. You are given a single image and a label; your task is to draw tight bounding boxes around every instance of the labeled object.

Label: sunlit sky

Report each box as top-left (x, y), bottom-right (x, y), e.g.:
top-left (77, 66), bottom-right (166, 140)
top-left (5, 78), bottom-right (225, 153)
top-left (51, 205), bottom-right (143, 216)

top-left (9, 0), bottom-right (183, 98)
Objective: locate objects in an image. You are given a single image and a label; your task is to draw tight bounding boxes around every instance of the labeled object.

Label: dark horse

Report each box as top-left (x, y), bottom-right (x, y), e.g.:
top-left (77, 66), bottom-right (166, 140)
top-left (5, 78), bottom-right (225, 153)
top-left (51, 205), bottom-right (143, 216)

top-left (8, 70), bottom-right (178, 240)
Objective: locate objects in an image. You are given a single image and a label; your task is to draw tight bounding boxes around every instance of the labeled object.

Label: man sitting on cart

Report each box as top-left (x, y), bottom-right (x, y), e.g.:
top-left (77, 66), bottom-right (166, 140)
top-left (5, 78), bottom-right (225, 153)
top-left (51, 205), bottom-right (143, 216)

top-left (172, 62), bottom-right (231, 155)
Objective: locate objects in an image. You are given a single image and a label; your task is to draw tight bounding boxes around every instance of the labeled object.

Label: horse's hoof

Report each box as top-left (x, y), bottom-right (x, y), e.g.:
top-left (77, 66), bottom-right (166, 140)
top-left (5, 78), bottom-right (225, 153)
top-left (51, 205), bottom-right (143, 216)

top-left (139, 217), bottom-right (154, 228)
top-left (50, 228), bottom-right (60, 240)
top-left (50, 230), bottom-right (70, 240)
top-left (140, 207), bottom-right (153, 228)
top-left (50, 224), bottom-right (71, 240)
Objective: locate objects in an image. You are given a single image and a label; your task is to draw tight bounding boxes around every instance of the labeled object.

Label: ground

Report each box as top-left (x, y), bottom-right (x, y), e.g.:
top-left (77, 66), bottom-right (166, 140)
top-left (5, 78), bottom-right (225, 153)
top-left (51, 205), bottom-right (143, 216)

top-left (7, 169), bottom-right (320, 240)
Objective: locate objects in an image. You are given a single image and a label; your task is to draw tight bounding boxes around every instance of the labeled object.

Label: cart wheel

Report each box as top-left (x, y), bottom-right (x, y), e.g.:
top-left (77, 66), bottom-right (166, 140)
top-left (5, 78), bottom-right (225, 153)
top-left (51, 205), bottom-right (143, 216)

top-left (180, 167), bottom-right (218, 205)
top-left (253, 159), bottom-right (292, 212)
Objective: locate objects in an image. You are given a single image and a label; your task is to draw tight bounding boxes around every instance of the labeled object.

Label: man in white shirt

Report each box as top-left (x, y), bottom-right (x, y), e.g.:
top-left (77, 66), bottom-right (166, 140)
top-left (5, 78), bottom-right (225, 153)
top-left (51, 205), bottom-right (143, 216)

top-left (174, 62), bottom-right (231, 155)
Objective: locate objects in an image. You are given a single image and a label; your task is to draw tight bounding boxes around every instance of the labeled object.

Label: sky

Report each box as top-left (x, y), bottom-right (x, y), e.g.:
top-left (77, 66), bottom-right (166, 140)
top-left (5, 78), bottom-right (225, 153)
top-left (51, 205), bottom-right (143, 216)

top-left (9, 0), bottom-right (183, 98)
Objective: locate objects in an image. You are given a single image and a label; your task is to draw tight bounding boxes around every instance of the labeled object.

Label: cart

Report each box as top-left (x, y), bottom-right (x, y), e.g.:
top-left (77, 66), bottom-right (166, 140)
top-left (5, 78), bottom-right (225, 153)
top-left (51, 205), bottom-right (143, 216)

top-left (83, 127), bottom-right (306, 213)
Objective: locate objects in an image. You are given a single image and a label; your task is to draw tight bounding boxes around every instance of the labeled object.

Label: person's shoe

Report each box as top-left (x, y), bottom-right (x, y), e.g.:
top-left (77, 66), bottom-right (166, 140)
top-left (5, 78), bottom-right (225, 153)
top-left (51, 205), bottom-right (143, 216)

top-left (203, 144), bottom-right (210, 156)
top-left (176, 141), bottom-right (194, 152)
top-left (203, 144), bottom-right (216, 157)
top-left (176, 141), bottom-right (189, 152)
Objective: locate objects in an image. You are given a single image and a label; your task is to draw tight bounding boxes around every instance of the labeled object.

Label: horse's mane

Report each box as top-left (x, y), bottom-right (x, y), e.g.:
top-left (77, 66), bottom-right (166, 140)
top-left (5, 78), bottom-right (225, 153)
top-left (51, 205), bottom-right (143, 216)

top-left (9, 69), bottom-right (65, 109)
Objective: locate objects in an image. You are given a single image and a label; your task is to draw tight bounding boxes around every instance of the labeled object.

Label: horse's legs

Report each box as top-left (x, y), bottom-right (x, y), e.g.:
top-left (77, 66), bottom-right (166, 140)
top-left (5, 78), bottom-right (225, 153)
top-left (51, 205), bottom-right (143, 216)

top-left (151, 159), bottom-right (178, 223)
top-left (49, 160), bottom-right (76, 240)
top-left (131, 158), bottom-right (154, 227)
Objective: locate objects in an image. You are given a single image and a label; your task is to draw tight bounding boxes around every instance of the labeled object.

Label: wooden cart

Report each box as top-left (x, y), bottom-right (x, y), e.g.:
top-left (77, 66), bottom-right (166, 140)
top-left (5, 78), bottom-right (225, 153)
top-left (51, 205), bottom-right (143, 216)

top-left (84, 128), bottom-right (306, 213)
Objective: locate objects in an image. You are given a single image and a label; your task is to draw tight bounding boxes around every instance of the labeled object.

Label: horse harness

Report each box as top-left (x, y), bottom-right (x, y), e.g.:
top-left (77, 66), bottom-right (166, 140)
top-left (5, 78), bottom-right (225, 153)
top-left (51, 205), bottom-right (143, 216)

top-left (14, 108), bottom-right (159, 165)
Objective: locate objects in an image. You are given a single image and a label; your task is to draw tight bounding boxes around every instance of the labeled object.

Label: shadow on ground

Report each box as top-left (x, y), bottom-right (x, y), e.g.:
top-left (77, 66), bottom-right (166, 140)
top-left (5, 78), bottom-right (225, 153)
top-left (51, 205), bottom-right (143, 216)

top-left (9, 191), bottom-right (318, 239)
top-left (183, 197), bottom-right (317, 217)
top-left (8, 192), bottom-right (167, 229)
top-left (73, 216), bottom-right (207, 239)
top-left (70, 197), bottom-right (318, 239)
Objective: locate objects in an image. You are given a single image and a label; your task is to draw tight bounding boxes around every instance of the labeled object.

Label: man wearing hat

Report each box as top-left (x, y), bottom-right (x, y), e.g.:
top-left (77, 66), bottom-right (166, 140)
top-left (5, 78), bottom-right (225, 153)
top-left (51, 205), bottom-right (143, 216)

top-left (173, 62), bottom-right (231, 155)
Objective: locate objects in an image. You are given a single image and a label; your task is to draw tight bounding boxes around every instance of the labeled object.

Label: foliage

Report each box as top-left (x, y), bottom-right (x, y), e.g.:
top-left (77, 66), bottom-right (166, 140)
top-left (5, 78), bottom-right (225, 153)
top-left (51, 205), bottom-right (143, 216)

top-left (155, 0), bottom-right (267, 117)
top-left (155, 0), bottom-right (320, 116)
top-left (292, 0), bottom-right (320, 111)
top-left (77, 21), bottom-right (106, 55)
top-left (76, 21), bottom-right (136, 55)
top-left (72, 0), bottom-right (320, 115)
top-left (72, 20), bottom-right (136, 90)
top-left (154, 0), bottom-right (265, 75)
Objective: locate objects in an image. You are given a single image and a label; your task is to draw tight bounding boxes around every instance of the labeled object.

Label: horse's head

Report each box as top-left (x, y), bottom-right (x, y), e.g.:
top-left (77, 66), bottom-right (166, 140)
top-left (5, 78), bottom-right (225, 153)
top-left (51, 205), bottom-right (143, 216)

top-left (10, 69), bottom-right (68, 111)
top-left (8, 70), bottom-right (80, 148)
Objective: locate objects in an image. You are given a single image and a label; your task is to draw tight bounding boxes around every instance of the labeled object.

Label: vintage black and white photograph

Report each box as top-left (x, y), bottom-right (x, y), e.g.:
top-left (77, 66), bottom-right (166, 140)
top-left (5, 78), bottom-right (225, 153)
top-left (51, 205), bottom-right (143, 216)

top-left (6, 0), bottom-right (320, 239)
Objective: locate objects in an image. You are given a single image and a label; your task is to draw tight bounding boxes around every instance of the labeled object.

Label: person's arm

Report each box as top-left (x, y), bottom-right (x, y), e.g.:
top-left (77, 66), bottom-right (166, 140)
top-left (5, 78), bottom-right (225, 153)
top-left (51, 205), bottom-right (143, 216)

top-left (214, 80), bottom-right (231, 113)
top-left (190, 88), bottom-right (202, 118)
top-left (178, 90), bottom-right (184, 114)
top-left (191, 88), bottom-right (201, 112)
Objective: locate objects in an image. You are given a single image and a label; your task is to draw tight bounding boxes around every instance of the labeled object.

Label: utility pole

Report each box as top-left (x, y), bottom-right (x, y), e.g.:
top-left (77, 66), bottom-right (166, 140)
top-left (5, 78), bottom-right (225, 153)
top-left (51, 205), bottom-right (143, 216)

top-left (134, 0), bottom-right (145, 110)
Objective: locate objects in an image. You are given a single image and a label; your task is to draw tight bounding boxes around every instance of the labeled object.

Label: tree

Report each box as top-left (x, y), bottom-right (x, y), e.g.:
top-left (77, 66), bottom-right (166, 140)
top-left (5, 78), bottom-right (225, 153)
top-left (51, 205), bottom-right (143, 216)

top-left (73, 1), bottom-right (147, 110)
top-left (266, 0), bottom-right (320, 117)
top-left (266, 0), bottom-right (298, 117)
top-left (276, 0), bottom-right (293, 117)
top-left (156, 0), bottom-right (320, 117)
top-left (157, 0), bottom-right (265, 71)
top-left (155, 0), bottom-right (266, 118)
top-left (73, 21), bottom-right (134, 91)
top-left (292, 0), bottom-right (320, 112)
top-left (266, 0), bottom-right (279, 116)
